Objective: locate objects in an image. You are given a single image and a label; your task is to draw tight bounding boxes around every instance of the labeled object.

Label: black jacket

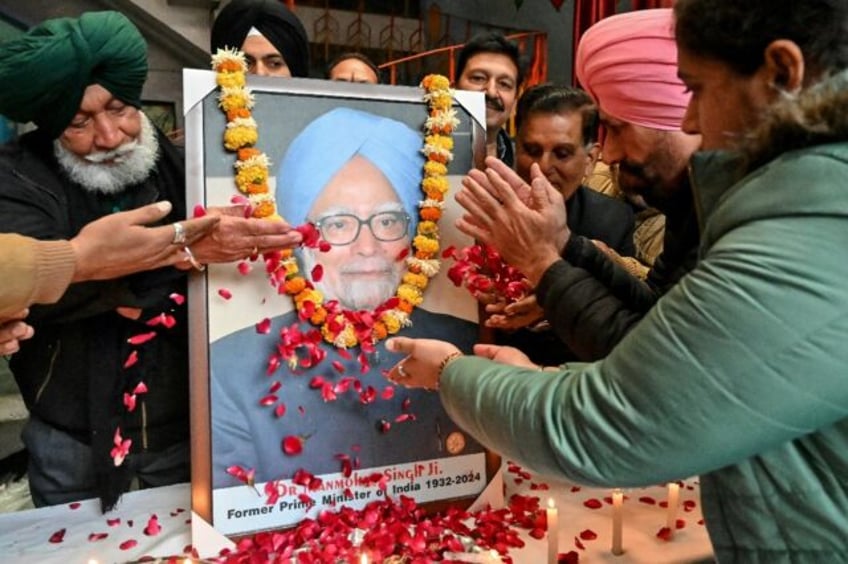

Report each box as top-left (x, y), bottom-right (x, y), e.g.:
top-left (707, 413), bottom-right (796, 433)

top-left (535, 184), bottom-right (699, 362)
top-left (0, 129), bottom-right (190, 465)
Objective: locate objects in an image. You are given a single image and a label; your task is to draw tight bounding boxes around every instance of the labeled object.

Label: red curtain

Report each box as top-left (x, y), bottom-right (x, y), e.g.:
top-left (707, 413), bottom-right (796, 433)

top-left (571, 0), bottom-right (616, 85)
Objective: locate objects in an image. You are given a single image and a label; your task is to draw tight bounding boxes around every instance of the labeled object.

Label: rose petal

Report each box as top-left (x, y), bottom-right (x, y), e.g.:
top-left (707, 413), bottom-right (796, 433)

top-left (127, 331), bottom-right (157, 345)
top-left (579, 529), bottom-right (597, 541)
top-left (107, 518), bottom-right (121, 527)
top-left (169, 293), bottom-right (186, 306)
top-left (282, 435), bottom-right (304, 455)
top-left (218, 288), bottom-right (233, 300)
top-left (123, 393), bottom-right (137, 413)
top-left (237, 261), bottom-right (251, 276)
top-left (123, 350), bottom-right (139, 369)
top-left (255, 318), bottom-right (272, 334)
top-left (69, 502), bottom-right (81, 510)
top-left (143, 515), bottom-right (161, 536)
top-left (192, 205), bottom-right (207, 218)
top-left (310, 264), bottom-right (323, 282)
top-left (49, 529), bottom-right (66, 543)
top-left (274, 404), bottom-right (287, 418)
top-left (119, 539), bottom-right (138, 550)
top-left (133, 382), bottom-right (148, 395)
top-left (88, 532), bottom-right (109, 542)
top-left (583, 498), bottom-right (603, 509)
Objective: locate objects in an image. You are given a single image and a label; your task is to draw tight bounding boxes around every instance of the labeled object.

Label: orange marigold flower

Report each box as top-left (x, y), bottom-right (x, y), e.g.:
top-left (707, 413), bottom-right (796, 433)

top-left (397, 299), bottom-right (414, 314)
top-left (310, 307), bottom-right (327, 325)
top-left (238, 147), bottom-right (261, 161)
top-left (253, 201), bottom-right (275, 218)
top-left (215, 59), bottom-right (244, 73)
top-left (372, 321), bottom-right (388, 340)
top-left (284, 277), bottom-right (307, 295)
top-left (420, 207), bottom-right (442, 221)
top-left (227, 108), bottom-right (252, 121)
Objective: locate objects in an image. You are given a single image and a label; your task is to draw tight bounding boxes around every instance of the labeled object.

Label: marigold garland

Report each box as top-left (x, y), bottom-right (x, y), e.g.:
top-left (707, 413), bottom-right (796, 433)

top-left (213, 50), bottom-right (457, 350)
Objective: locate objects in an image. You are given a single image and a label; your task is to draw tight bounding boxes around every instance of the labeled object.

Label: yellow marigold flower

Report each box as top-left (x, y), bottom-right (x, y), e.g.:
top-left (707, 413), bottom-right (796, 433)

top-left (421, 74), bottom-right (450, 91)
top-left (380, 312), bottom-right (402, 334)
top-left (403, 272), bottom-right (429, 289)
top-left (430, 94), bottom-right (453, 111)
top-left (295, 288), bottom-right (323, 308)
top-left (283, 259), bottom-right (299, 276)
top-left (217, 71), bottom-right (245, 89)
top-left (414, 235), bottom-right (439, 256)
top-left (424, 160), bottom-right (448, 177)
top-left (235, 165), bottom-right (268, 193)
top-left (425, 134), bottom-right (454, 151)
top-left (397, 283), bottom-right (423, 306)
top-left (417, 220), bottom-right (438, 236)
top-left (332, 325), bottom-right (357, 348)
top-left (422, 176), bottom-right (449, 196)
top-left (218, 87), bottom-right (254, 112)
top-left (224, 127), bottom-right (258, 151)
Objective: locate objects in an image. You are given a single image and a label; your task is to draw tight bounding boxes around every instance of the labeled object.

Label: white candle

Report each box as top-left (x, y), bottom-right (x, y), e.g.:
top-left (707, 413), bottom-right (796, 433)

top-left (666, 482), bottom-right (681, 535)
top-left (611, 488), bottom-right (624, 555)
top-left (547, 497), bottom-right (559, 564)
top-left (360, 554), bottom-right (369, 564)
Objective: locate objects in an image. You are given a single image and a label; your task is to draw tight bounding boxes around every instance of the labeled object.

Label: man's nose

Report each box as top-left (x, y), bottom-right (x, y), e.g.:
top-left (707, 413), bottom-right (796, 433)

top-left (93, 115), bottom-right (124, 151)
top-left (484, 79), bottom-right (499, 99)
top-left (681, 101), bottom-right (700, 135)
top-left (537, 153), bottom-right (553, 174)
top-left (601, 133), bottom-right (623, 165)
top-left (351, 223), bottom-right (380, 255)
top-left (254, 62), bottom-right (271, 76)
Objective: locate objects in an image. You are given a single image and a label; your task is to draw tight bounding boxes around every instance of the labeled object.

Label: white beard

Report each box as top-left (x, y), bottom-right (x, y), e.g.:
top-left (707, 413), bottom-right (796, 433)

top-left (301, 249), bottom-right (402, 311)
top-left (54, 112), bottom-right (159, 194)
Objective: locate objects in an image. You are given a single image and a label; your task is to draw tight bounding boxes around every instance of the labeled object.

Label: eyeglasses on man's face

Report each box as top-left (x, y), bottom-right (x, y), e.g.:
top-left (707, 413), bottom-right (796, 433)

top-left (314, 211), bottom-right (411, 246)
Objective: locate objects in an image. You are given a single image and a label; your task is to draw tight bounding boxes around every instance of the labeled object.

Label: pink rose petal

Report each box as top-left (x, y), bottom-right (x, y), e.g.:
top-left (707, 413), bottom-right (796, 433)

top-left (127, 332), bottom-right (157, 345)
top-left (49, 529), bottom-right (66, 543)
top-left (119, 539), bottom-right (138, 550)
top-left (169, 293), bottom-right (185, 306)
top-left (123, 350), bottom-right (139, 369)
top-left (218, 288), bottom-right (233, 300)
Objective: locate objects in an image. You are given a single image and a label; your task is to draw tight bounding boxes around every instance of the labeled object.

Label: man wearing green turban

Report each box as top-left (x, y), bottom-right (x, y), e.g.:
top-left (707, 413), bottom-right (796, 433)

top-left (0, 10), bottom-right (302, 512)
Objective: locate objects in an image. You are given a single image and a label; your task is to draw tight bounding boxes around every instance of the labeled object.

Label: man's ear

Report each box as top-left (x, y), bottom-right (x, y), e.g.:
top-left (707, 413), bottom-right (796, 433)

top-left (763, 39), bottom-right (805, 93)
top-left (584, 142), bottom-right (601, 178)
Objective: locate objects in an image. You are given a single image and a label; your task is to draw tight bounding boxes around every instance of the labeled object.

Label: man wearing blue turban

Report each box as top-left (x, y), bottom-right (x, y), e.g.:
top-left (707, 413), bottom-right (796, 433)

top-left (209, 109), bottom-right (484, 525)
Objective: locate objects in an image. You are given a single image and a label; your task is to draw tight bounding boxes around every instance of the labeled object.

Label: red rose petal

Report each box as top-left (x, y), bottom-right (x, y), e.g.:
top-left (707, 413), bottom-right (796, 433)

top-left (119, 539), bottom-right (138, 550)
top-left (127, 331), bottom-right (157, 345)
top-left (579, 529), bottom-right (597, 541)
top-left (88, 532), bottom-right (108, 542)
top-left (169, 293), bottom-right (185, 306)
top-left (143, 515), bottom-right (162, 536)
top-left (133, 382), bottom-right (148, 395)
top-left (255, 318), bottom-right (272, 334)
top-left (583, 498), bottom-right (603, 509)
top-left (237, 261), bottom-right (251, 276)
top-left (123, 350), bottom-right (139, 369)
top-left (574, 536), bottom-right (585, 550)
top-left (192, 205), bottom-right (207, 218)
top-left (123, 393), bottom-right (137, 413)
top-left (259, 394), bottom-right (278, 406)
top-left (282, 435), bottom-right (304, 455)
top-left (310, 264), bottom-right (323, 282)
top-left (676, 518), bottom-right (686, 529)
top-left (69, 502), bottom-right (81, 510)
top-left (274, 404), bottom-right (287, 418)
top-left (639, 496), bottom-right (657, 505)
top-left (107, 518), bottom-right (121, 527)
top-left (49, 529), bottom-right (66, 543)
top-left (656, 526), bottom-right (673, 541)
top-left (218, 288), bottom-right (233, 300)
top-left (529, 528), bottom-right (545, 539)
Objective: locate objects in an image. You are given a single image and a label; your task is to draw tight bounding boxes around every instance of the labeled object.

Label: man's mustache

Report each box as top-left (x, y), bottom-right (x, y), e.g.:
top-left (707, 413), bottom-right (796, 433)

top-left (617, 160), bottom-right (646, 179)
top-left (485, 96), bottom-right (504, 112)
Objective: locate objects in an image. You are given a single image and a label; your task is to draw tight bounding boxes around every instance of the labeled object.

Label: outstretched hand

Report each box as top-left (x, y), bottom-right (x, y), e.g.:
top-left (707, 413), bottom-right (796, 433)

top-left (384, 337), bottom-right (462, 390)
top-left (455, 157), bottom-right (568, 286)
top-left (484, 294), bottom-right (545, 330)
top-left (70, 201), bottom-right (220, 282)
top-left (472, 343), bottom-right (537, 368)
top-left (188, 205), bottom-right (303, 264)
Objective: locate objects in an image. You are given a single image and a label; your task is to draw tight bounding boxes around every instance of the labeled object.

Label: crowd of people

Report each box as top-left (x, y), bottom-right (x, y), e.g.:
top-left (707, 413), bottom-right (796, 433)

top-left (0, 0), bottom-right (846, 560)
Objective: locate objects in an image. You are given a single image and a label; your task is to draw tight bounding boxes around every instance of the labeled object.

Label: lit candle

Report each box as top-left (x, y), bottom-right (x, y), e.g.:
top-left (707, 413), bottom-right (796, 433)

top-left (611, 488), bottom-right (624, 555)
top-left (547, 497), bottom-right (559, 564)
top-left (360, 554), bottom-right (369, 564)
top-left (666, 482), bottom-right (681, 535)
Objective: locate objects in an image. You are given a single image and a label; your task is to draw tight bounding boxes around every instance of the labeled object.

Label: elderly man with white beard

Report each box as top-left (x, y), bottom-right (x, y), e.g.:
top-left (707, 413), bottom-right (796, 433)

top-left (209, 108), bottom-right (482, 490)
top-left (0, 11), bottom-right (302, 511)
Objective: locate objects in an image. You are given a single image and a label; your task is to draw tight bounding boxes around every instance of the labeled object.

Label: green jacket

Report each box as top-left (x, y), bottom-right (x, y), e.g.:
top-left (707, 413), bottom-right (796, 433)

top-left (440, 74), bottom-right (848, 562)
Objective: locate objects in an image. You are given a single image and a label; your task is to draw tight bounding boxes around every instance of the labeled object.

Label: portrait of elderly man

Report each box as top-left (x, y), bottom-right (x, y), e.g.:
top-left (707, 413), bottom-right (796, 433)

top-left (210, 108), bottom-right (482, 490)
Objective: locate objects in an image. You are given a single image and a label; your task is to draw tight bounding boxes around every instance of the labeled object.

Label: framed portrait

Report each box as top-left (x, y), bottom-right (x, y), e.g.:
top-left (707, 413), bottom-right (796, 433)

top-left (185, 70), bottom-right (498, 541)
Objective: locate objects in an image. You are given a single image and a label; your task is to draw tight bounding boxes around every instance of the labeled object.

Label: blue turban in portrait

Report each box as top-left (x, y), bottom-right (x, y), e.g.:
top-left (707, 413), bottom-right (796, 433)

top-left (276, 108), bottom-right (424, 231)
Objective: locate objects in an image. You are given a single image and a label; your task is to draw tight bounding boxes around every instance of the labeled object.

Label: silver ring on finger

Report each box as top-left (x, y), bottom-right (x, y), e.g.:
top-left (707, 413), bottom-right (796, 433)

top-left (397, 362), bottom-right (410, 379)
top-left (172, 222), bottom-right (186, 245)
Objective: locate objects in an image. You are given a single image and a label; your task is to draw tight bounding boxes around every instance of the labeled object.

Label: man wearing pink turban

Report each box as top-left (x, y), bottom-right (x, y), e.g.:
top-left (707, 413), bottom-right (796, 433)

top-left (454, 8), bottom-right (703, 361)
